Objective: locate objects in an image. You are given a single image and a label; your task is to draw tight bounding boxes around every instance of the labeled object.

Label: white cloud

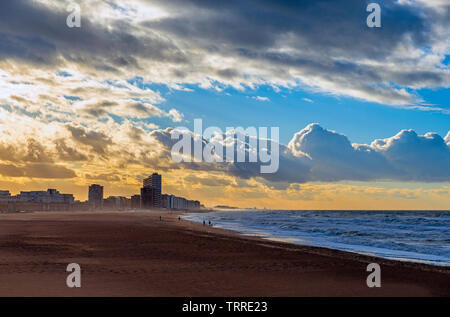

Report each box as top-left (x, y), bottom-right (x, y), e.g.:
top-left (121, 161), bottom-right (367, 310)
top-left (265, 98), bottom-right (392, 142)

top-left (168, 109), bottom-right (184, 122)
top-left (150, 123), bottom-right (450, 183)
top-left (287, 124), bottom-right (450, 182)
top-left (253, 96), bottom-right (270, 102)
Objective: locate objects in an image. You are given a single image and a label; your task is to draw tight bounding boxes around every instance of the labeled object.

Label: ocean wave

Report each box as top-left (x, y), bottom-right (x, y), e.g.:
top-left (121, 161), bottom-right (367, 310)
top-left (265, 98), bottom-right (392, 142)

top-left (185, 210), bottom-right (450, 266)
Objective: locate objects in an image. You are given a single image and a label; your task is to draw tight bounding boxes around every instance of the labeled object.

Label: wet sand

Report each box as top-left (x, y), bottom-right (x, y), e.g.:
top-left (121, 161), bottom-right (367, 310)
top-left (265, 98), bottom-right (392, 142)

top-left (0, 211), bottom-right (448, 297)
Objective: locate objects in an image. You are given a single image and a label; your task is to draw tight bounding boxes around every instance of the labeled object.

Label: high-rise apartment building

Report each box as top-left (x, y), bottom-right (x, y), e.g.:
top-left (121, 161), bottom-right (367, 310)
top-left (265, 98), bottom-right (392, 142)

top-left (140, 186), bottom-right (155, 209)
top-left (88, 184), bottom-right (104, 210)
top-left (143, 173), bottom-right (162, 208)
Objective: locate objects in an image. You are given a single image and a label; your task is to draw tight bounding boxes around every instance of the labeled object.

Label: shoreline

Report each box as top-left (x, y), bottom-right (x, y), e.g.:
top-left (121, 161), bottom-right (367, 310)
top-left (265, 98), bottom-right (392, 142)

top-left (179, 212), bottom-right (450, 274)
top-left (0, 210), bottom-right (448, 296)
top-left (182, 211), bottom-right (450, 269)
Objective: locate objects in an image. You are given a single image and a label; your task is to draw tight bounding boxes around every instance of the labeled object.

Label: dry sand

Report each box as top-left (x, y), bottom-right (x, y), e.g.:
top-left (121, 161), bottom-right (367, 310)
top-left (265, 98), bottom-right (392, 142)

top-left (0, 211), bottom-right (448, 297)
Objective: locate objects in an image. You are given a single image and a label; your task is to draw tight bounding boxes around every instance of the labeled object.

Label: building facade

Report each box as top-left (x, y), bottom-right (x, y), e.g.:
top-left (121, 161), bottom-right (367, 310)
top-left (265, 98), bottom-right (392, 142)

top-left (18, 189), bottom-right (74, 204)
top-left (0, 190), bottom-right (12, 202)
top-left (88, 184), bottom-right (104, 209)
top-left (143, 173), bottom-right (162, 208)
top-left (162, 194), bottom-right (173, 209)
top-left (131, 195), bottom-right (141, 209)
top-left (161, 193), bottom-right (201, 210)
top-left (103, 196), bottom-right (130, 210)
top-left (141, 186), bottom-right (155, 209)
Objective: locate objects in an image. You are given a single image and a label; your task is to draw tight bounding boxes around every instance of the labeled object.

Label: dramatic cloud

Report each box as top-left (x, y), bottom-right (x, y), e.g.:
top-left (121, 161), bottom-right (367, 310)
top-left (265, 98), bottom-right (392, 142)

top-left (148, 123), bottom-right (450, 183)
top-left (0, 0), bottom-right (448, 108)
top-left (288, 124), bottom-right (450, 182)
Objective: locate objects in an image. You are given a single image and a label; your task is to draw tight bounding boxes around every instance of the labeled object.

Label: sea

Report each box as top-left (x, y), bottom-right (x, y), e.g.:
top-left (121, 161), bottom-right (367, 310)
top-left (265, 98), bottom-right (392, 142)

top-left (184, 209), bottom-right (450, 266)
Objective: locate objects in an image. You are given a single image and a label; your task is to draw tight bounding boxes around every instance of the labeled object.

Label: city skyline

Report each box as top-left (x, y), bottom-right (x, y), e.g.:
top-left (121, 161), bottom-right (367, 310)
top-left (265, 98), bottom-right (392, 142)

top-left (0, 172), bottom-right (203, 211)
top-left (0, 180), bottom-right (201, 206)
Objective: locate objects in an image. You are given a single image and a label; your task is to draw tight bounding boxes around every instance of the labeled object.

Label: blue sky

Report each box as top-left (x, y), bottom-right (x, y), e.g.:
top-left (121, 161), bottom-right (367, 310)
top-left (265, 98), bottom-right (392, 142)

top-left (139, 82), bottom-right (449, 145)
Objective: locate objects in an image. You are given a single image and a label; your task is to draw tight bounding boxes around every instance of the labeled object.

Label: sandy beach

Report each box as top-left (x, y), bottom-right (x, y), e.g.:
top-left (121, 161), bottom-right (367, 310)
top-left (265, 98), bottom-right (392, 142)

top-left (0, 211), bottom-right (448, 297)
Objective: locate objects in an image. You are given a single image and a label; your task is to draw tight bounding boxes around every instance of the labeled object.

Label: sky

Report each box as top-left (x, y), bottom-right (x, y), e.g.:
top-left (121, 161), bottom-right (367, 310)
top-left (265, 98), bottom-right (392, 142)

top-left (0, 0), bottom-right (449, 209)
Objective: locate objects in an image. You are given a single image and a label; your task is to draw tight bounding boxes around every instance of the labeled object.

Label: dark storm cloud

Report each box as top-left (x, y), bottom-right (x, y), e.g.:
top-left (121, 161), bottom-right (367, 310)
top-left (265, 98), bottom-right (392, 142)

top-left (0, 0), bottom-right (186, 68)
top-left (139, 0), bottom-right (448, 103)
top-left (0, 0), bottom-right (448, 105)
top-left (0, 33), bottom-right (57, 64)
top-left (147, 0), bottom-right (428, 59)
